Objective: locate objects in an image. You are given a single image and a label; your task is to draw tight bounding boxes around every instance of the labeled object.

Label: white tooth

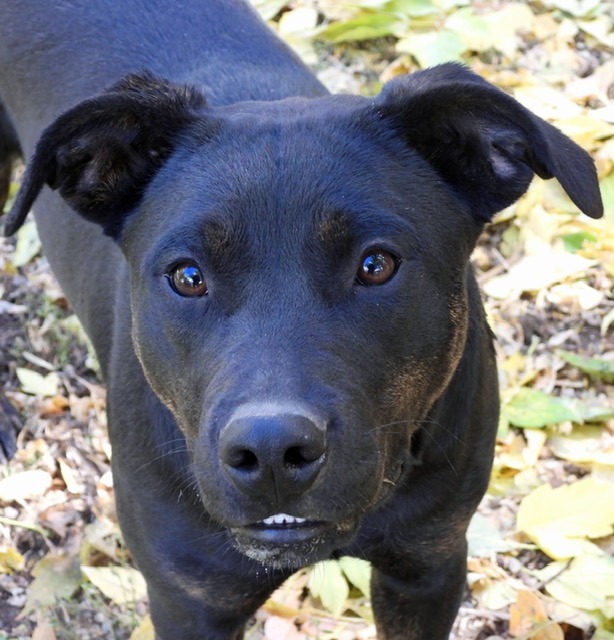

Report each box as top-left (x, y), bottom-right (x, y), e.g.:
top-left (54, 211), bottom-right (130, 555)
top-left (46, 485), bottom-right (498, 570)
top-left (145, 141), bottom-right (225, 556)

top-left (261, 513), bottom-right (306, 525)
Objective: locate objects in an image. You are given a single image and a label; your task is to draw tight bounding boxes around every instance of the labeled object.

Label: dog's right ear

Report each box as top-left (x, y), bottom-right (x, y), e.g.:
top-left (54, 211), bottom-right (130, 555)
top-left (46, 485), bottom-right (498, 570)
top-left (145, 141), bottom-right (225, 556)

top-left (2, 72), bottom-right (207, 238)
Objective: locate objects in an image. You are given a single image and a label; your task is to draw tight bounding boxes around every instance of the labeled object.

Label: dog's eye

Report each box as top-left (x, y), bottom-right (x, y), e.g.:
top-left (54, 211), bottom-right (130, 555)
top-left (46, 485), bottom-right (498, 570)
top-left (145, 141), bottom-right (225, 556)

top-left (356, 250), bottom-right (398, 286)
top-left (167, 263), bottom-right (208, 297)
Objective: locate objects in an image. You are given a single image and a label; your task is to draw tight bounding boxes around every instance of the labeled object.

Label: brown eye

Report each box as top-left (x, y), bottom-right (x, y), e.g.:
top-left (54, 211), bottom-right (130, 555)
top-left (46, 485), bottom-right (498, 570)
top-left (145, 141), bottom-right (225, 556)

top-left (356, 250), bottom-right (398, 286)
top-left (168, 263), bottom-right (207, 297)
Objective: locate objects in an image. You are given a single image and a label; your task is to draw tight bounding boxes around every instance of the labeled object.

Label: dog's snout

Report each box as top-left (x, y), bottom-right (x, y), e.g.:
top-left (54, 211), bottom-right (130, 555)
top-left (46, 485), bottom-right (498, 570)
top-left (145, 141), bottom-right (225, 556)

top-left (219, 412), bottom-right (326, 499)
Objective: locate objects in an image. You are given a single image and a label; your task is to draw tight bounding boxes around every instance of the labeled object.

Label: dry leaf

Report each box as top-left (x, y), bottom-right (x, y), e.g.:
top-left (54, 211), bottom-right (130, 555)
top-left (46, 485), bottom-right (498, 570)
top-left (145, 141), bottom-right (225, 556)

top-left (0, 546), bottom-right (25, 573)
top-left (81, 565), bottom-right (147, 606)
top-left (16, 368), bottom-right (59, 397)
top-left (509, 589), bottom-right (564, 639)
top-left (20, 555), bottom-right (81, 617)
top-left (517, 478), bottom-right (614, 559)
top-left (0, 469), bottom-right (53, 503)
top-left (129, 615), bottom-right (155, 640)
top-left (482, 253), bottom-right (596, 299)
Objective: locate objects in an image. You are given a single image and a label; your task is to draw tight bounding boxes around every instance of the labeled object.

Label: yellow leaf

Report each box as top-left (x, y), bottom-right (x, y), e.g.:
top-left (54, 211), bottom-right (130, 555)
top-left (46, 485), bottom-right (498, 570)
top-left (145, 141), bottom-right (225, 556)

top-left (483, 252), bottom-right (596, 299)
top-left (81, 565), bottom-right (147, 606)
top-left (517, 478), bottom-right (614, 559)
top-left (552, 117), bottom-right (614, 152)
top-left (0, 546), bottom-right (25, 573)
top-left (15, 368), bottom-right (59, 397)
top-left (129, 615), bottom-right (155, 640)
top-left (537, 556), bottom-right (614, 611)
top-left (549, 425), bottom-right (614, 466)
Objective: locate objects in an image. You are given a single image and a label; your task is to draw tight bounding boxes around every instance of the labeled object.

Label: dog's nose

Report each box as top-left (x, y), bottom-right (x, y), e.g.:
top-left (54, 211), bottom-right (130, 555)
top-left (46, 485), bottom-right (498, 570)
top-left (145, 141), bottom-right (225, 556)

top-left (219, 412), bottom-right (326, 499)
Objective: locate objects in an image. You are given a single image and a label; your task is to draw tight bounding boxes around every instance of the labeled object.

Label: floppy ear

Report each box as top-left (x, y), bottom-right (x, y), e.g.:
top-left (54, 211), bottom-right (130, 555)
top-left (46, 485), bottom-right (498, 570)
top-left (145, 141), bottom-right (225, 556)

top-left (2, 71), bottom-right (207, 238)
top-left (375, 63), bottom-right (603, 221)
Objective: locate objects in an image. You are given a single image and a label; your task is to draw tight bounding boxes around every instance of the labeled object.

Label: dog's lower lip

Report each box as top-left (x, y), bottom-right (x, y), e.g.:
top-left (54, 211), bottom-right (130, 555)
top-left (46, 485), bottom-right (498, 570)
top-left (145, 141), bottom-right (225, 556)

top-left (237, 517), bottom-right (329, 545)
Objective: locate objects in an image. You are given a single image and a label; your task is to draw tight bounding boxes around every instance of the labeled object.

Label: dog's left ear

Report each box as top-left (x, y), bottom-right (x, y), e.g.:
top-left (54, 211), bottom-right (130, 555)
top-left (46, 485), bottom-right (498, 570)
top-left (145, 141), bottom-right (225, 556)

top-left (3, 71), bottom-right (207, 238)
top-left (375, 63), bottom-right (603, 221)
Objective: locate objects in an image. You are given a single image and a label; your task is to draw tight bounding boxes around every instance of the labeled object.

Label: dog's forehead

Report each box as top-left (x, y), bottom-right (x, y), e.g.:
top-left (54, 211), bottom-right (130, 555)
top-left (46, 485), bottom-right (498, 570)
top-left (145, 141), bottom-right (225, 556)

top-left (214, 93), bottom-right (368, 123)
top-left (130, 93), bottom-right (461, 262)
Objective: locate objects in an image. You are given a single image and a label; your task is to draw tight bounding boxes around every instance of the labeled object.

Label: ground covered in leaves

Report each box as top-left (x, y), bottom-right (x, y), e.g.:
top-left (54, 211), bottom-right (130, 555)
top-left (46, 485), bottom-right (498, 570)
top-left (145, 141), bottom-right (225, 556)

top-left (0, 0), bottom-right (613, 638)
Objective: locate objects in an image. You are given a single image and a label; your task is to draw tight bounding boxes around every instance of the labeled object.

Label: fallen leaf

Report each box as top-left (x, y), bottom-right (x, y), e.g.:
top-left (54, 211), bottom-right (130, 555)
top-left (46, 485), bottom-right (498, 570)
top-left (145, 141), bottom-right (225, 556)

top-left (58, 458), bottom-right (84, 495)
top-left (517, 478), bottom-right (614, 559)
top-left (308, 560), bottom-right (349, 616)
top-left (16, 368), bottom-right (59, 397)
top-left (467, 512), bottom-right (515, 556)
top-left (251, 0), bottom-right (288, 21)
top-left (509, 589), bottom-right (564, 639)
top-left (20, 555), bottom-right (81, 617)
top-left (339, 556), bottom-right (372, 596)
top-left (322, 12), bottom-right (405, 43)
top-left (549, 425), bottom-right (614, 466)
top-left (396, 30), bottom-right (466, 68)
top-left (81, 565), bottom-right (147, 606)
top-left (0, 469), bottom-right (53, 503)
top-left (482, 253), bottom-right (596, 299)
top-left (129, 615), bottom-right (155, 640)
top-left (12, 221), bottom-right (42, 268)
top-left (545, 282), bottom-right (604, 310)
top-left (558, 350), bottom-right (614, 383)
top-left (536, 555), bottom-right (614, 611)
top-left (0, 546), bottom-right (25, 573)
top-left (503, 388), bottom-right (579, 429)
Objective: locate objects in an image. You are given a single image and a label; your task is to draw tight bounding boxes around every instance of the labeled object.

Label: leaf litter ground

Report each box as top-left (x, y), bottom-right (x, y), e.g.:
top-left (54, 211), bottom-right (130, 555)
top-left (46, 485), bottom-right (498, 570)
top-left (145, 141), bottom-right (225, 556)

top-left (0, 0), bottom-right (613, 638)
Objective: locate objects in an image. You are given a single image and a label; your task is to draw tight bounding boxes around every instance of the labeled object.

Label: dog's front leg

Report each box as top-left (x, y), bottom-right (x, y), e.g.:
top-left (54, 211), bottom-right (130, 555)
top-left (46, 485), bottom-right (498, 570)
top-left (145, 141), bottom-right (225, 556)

top-left (370, 545), bottom-right (467, 640)
top-left (146, 568), bottom-right (287, 640)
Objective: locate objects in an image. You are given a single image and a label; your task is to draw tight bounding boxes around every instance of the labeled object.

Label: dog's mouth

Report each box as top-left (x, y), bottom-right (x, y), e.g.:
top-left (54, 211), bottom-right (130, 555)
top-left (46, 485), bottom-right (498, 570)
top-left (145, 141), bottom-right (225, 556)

top-left (230, 513), bottom-right (355, 567)
top-left (244, 512), bottom-right (328, 544)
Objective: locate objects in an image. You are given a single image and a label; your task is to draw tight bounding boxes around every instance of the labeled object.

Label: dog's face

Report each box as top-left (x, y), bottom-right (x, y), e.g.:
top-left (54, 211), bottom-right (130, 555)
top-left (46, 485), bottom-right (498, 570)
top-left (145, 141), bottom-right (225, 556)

top-left (122, 97), bottom-right (473, 564)
top-left (5, 65), bottom-right (602, 567)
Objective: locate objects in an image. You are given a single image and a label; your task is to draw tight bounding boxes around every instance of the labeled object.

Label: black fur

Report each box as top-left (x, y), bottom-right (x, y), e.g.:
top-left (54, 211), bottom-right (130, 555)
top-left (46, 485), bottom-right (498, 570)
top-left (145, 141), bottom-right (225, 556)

top-left (0, 2), bottom-right (602, 639)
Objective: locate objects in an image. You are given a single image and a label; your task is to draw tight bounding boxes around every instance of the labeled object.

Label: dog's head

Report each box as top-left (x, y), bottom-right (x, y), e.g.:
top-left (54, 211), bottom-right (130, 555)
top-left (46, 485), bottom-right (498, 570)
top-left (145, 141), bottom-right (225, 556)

top-left (4, 65), bottom-right (602, 567)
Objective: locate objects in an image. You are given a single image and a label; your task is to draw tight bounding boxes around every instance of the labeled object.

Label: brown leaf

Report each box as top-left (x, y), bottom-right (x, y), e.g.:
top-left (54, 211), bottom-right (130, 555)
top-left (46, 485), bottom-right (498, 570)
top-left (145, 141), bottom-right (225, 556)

top-left (510, 590), bottom-right (564, 639)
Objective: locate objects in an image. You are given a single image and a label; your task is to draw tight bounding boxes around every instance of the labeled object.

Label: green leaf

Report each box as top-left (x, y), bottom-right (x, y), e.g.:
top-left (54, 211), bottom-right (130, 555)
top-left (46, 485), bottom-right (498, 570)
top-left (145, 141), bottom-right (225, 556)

top-left (535, 556), bottom-right (614, 611)
top-left (561, 231), bottom-right (598, 252)
top-left (21, 555), bottom-right (81, 617)
top-left (321, 12), bottom-right (405, 42)
top-left (396, 30), bottom-right (465, 67)
top-left (503, 388), bottom-right (579, 428)
top-left (339, 556), bottom-right (372, 596)
top-left (558, 350), bottom-right (614, 383)
top-left (308, 560), bottom-right (349, 616)
top-left (12, 221), bottom-right (42, 268)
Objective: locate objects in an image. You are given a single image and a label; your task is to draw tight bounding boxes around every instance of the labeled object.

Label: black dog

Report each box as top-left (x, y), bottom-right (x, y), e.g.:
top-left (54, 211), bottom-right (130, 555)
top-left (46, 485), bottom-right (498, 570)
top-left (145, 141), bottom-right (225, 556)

top-left (0, 1), bottom-right (602, 638)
